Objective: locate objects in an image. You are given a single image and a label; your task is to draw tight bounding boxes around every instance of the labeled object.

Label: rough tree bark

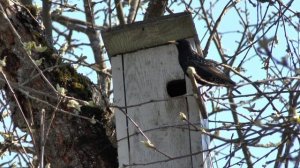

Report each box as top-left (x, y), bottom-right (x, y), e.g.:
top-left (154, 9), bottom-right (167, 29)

top-left (0, 1), bottom-right (117, 167)
top-left (144, 0), bottom-right (168, 20)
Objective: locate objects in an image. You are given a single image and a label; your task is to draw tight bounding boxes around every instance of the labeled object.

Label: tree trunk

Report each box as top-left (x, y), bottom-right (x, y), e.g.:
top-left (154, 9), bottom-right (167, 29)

top-left (0, 1), bottom-right (117, 167)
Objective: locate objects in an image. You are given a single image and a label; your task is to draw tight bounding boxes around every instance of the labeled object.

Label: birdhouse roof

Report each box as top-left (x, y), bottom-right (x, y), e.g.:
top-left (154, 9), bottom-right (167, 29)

top-left (101, 12), bottom-right (197, 56)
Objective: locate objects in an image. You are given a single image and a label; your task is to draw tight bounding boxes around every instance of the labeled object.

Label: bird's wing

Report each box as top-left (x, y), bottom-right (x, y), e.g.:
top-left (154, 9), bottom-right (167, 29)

top-left (189, 53), bottom-right (235, 85)
top-left (188, 53), bottom-right (223, 75)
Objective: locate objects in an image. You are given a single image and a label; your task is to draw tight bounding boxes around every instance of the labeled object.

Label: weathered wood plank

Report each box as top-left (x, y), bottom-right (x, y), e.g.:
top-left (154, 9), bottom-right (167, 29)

top-left (111, 37), bottom-right (210, 167)
top-left (185, 39), bottom-right (210, 168)
top-left (111, 56), bottom-right (130, 167)
top-left (186, 76), bottom-right (210, 168)
top-left (120, 44), bottom-right (199, 168)
top-left (102, 12), bottom-right (197, 56)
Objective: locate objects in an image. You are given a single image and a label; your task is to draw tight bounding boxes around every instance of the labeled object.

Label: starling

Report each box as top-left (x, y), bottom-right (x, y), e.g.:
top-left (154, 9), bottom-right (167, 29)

top-left (176, 39), bottom-right (237, 88)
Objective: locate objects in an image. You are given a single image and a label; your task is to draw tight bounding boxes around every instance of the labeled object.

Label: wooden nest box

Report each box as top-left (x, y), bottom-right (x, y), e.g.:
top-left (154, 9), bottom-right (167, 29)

top-left (102, 12), bottom-right (209, 168)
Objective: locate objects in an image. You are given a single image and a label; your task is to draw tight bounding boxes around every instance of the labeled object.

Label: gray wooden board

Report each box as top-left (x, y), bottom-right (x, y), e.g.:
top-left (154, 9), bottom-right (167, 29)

top-left (111, 43), bottom-right (205, 167)
top-left (123, 44), bottom-right (189, 168)
top-left (111, 56), bottom-right (130, 167)
top-left (185, 39), bottom-right (210, 168)
top-left (102, 12), bottom-right (197, 56)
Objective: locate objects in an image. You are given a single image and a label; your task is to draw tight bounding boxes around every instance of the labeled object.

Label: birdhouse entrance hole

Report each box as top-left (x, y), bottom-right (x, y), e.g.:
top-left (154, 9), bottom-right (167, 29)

top-left (166, 79), bottom-right (186, 97)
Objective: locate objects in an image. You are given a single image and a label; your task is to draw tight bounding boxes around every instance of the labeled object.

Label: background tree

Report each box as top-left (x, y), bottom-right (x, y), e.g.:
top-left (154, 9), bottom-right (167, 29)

top-left (0, 0), bottom-right (299, 167)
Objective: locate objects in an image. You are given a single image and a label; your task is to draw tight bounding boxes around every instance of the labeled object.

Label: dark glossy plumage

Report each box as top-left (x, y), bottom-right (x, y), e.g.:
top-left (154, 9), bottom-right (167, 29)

top-left (176, 40), bottom-right (236, 87)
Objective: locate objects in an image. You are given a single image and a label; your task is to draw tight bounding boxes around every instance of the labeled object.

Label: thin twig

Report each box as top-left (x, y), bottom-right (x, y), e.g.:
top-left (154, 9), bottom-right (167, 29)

top-left (186, 66), bottom-right (208, 119)
top-left (40, 109), bottom-right (45, 168)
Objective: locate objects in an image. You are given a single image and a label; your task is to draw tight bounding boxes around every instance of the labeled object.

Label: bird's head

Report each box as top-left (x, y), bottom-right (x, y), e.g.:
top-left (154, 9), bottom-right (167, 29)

top-left (176, 39), bottom-right (190, 46)
top-left (168, 39), bottom-right (190, 47)
top-left (168, 39), bottom-right (193, 51)
top-left (175, 40), bottom-right (194, 56)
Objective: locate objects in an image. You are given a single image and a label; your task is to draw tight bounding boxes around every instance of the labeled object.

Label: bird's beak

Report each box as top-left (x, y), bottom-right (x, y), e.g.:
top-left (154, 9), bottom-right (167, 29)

top-left (168, 40), bottom-right (178, 45)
